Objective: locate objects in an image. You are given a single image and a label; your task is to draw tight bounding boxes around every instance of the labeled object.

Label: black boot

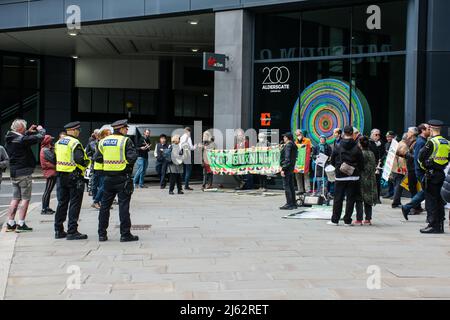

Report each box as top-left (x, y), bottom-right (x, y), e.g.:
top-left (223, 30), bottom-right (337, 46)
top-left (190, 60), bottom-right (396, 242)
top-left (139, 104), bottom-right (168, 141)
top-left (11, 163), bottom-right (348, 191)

top-left (420, 225), bottom-right (443, 234)
top-left (120, 234), bottom-right (139, 242)
top-left (55, 231), bottom-right (67, 239)
top-left (401, 206), bottom-right (409, 221)
top-left (66, 232), bottom-right (88, 240)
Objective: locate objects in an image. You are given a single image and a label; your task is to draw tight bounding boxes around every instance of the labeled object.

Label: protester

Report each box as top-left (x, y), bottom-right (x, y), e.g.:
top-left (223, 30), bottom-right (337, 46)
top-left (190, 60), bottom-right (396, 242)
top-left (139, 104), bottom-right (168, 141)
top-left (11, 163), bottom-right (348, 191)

top-left (332, 128), bottom-right (342, 150)
top-left (441, 165), bottom-right (450, 209)
top-left (404, 127), bottom-right (420, 206)
top-left (167, 135), bottom-right (186, 195)
top-left (354, 136), bottom-right (378, 225)
top-left (391, 133), bottom-right (409, 208)
top-left (383, 131), bottom-right (397, 199)
top-left (91, 128), bottom-right (111, 209)
top-left (280, 132), bottom-right (298, 210)
top-left (180, 127), bottom-right (196, 191)
top-left (295, 129), bottom-right (312, 194)
top-left (154, 134), bottom-right (169, 189)
top-left (234, 129), bottom-right (252, 190)
top-left (85, 129), bottom-right (99, 196)
top-left (369, 129), bottom-right (384, 203)
top-left (200, 131), bottom-right (216, 191)
top-left (312, 135), bottom-right (332, 194)
top-left (134, 129), bottom-right (152, 189)
top-left (256, 132), bottom-right (269, 192)
top-left (402, 123), bottom-right (430, 219)
top-left (353, 127), bottom-right (362, 141)
top-left (40, 135), bottom-right (57, 215)
top-left (328, 126), bottom-right (364, 226)
top-left (5, 119), bottom-right (45, 232)
top-left (0, 144), bottom-right (9, 190)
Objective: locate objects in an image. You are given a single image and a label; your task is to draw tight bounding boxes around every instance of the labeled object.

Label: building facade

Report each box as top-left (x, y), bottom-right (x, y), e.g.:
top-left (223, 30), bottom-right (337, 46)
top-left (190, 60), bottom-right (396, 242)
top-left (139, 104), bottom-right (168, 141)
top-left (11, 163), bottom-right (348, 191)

top-left (0, 0), bottom-right (449, 146)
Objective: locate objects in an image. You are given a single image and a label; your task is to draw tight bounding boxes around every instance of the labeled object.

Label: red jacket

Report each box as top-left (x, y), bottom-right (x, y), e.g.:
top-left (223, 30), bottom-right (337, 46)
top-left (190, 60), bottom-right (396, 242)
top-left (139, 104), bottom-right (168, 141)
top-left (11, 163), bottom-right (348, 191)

top-left (40, 135), bottom-right (56, 178)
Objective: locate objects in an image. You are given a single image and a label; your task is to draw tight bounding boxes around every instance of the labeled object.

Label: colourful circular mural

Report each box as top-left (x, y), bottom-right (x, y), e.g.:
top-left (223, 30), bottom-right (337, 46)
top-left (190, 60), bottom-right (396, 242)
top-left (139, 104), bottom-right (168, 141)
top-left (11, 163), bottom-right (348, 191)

top-left (291, 79), bottom-right (371, 146)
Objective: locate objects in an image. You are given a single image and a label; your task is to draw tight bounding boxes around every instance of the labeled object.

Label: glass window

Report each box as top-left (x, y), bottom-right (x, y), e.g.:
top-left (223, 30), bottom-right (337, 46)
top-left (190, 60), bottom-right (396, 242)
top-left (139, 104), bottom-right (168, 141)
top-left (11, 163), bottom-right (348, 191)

top-left (351, 55), bottom-right (405, 135)
top-left (2, 56), bottom-right (21, 88)
top-left (78, 88), bottom-right (92, 113)
top-left (196, 95), bottom-right (210, 118)
top-left (183, 95), bottom-right (195, 117)
top-left (109, 89), bottom-right (124, 114)
top-left (352, 1), bottom-right (407, 54)
top-left (23, 59), bottom-right (39, 89)
top-left (253, 62), bottom-right (299, 132)
top-left (254, 12), bottom-right (301, 60)
top-left (124, 90), bottom-right (140, 114)
top-left (92, 88), bottom-right (108, 113)
top-left (301, 7), bottom-right (352, 58)
top-left (140, 90), bottom-right (157, 116)
top-left (174, 94), bottom-right (183, 117)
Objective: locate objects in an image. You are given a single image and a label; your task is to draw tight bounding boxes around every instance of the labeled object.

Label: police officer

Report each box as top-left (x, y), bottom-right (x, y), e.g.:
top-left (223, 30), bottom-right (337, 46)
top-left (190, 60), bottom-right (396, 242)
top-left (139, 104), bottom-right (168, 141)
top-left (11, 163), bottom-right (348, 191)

top-left (54, 121), bottom-right (90, 240)
top-left (418, 120), bottom-right (450, 234)
top-left (94, 119), bottom-right (138, 242)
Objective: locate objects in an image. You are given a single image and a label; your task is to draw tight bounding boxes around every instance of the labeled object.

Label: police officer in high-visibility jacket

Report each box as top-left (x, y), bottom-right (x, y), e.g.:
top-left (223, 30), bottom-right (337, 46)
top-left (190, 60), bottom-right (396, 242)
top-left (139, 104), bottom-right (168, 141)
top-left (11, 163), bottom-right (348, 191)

top-left (54, 121), bottom-right (90, 240)
top-left (418, 120), bottom-right (450, 234)
top-left (94, 119), bottom-right (138, 242)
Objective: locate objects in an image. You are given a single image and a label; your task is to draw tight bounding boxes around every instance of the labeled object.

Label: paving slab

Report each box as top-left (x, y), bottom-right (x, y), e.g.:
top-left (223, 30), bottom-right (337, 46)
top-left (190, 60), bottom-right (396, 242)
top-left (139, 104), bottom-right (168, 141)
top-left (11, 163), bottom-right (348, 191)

top-left (1, 186), bottom-right (450, 300)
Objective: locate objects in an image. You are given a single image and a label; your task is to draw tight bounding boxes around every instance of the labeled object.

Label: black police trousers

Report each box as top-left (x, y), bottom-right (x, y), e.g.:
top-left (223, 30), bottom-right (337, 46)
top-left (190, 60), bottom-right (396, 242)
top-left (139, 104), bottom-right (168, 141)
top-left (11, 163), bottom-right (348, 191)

top-left (424, 171), bottom-right (446, 228)
top-left (98, 175), bottom-right (133, 237)
top-left (54, 173), bottom-right (85, 234)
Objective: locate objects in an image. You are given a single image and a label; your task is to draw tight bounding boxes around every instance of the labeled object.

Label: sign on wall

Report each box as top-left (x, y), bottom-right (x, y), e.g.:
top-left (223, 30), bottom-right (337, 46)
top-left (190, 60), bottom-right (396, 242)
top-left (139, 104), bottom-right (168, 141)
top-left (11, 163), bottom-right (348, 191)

top-left (203, 53), bottom-right (228, 72)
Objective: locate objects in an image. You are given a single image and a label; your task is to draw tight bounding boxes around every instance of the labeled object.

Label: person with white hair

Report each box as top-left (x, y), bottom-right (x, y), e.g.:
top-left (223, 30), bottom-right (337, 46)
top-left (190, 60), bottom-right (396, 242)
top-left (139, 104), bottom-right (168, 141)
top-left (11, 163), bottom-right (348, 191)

top-left (4, 119), bottom-right (45, 232)
top-left (369, 128), bottom-right (384, 203)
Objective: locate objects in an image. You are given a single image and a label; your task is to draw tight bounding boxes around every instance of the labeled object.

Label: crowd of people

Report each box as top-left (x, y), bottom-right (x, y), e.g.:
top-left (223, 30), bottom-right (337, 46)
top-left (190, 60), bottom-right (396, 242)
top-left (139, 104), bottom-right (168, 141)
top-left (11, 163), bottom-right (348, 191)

top-left (279, 120), bottom-right (450, 234)
top-left (1, 117), bottom-right (450, 238)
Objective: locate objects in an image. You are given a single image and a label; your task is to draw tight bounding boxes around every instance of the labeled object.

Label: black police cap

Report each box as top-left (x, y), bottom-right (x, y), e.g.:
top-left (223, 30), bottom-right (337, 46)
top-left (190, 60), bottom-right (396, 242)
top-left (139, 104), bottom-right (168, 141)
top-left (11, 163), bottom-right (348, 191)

top-left (111, 119), bottom-right (129, 129)
top-left (428, 120), bottom-right (444, 128)
top-left (64, 121), bottom-right (81, 130)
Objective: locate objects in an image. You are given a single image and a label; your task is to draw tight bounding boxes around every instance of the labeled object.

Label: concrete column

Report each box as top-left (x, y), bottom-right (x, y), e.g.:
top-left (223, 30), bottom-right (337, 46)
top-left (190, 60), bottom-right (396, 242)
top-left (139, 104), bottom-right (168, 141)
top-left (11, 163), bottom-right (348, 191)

top-left (404, 0), bottom-right (421, 128)
top-left (213, 9), bottom-right (253, 149)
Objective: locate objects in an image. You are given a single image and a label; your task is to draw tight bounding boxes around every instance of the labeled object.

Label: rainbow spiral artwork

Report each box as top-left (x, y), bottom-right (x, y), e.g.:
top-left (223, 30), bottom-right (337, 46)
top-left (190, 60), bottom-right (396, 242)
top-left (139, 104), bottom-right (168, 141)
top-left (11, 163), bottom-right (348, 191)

top-left (291, 79), bottom-right (371, 146)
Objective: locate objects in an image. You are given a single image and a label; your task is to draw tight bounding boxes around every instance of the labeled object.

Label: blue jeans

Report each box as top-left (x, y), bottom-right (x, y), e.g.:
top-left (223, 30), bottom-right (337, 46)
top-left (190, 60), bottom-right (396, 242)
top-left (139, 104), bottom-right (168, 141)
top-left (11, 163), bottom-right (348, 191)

top-left (94, 175), bottom-right (105, 204)
top-left (133, 157), bottom-right (148, 187)
top-left (183, 164), bottom-right (192, 188)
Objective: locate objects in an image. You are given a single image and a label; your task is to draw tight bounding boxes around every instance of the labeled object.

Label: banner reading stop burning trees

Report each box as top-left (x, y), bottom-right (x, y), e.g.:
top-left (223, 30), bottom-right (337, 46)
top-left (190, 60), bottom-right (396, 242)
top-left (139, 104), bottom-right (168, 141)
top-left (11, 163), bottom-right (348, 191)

top-left (206, 146), bottom-right (310, 175)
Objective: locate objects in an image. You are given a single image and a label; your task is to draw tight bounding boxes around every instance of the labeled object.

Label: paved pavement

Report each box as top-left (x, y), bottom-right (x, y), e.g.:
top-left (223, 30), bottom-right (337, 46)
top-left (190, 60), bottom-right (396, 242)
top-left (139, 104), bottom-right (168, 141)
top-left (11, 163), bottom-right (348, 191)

top-left (1, 184), bottom-right (450, 300)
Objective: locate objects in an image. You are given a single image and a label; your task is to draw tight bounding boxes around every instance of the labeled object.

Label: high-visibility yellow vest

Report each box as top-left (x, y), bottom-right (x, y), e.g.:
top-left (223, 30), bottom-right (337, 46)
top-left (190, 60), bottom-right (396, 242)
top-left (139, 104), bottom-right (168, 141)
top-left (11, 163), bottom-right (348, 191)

top-left (55, 136), bottom-right (89, 173)
top-left (99, 134), bottom-right (129, 172)
top-left (429, 135), bottom-right (450, 166)
top-left (93, 161), bottom-right (103, 171)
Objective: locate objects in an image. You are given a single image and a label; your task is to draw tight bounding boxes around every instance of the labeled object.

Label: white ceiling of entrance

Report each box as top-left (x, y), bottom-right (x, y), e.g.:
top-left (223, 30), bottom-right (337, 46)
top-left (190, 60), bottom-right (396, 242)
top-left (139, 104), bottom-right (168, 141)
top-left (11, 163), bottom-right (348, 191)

top-left (0, 13), bottom-right (214, 59)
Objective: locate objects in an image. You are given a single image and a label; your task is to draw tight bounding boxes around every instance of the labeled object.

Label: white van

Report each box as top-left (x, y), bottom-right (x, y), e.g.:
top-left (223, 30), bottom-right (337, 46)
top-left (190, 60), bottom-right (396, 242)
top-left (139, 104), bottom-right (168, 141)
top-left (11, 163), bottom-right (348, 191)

top-left (99, 123), bottom-right (183, 176)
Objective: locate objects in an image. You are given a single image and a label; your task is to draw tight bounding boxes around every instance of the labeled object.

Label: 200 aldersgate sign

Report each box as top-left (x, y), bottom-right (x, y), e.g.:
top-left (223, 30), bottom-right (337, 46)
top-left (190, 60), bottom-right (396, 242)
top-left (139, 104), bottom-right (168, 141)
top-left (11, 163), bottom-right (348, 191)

top-left (206, 147), bottom-right (309, 175)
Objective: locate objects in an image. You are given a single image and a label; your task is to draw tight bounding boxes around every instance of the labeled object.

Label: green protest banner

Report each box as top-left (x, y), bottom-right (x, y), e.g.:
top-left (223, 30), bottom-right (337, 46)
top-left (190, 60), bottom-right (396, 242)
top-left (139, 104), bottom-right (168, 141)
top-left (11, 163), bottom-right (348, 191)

top-left (206, 146), bottom-right (309, 175)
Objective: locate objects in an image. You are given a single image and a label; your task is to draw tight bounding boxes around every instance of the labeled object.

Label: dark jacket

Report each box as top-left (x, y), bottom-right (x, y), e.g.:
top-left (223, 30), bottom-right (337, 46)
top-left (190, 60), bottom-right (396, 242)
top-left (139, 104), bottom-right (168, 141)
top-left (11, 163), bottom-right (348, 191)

top-left (369, 139), bottom-right (384, 164)
top-left (312, 142), bottom-right (332, 176)
top-left (5, 129), bottom-right (45, 178)
top-left (137, 136), bottom-right (152, 159)
top-left (280, 141), bottom-right (298, 173)
top-left (330, 138), bottom-right (364, 179)
top-left (414, 135), bottom-right (427, 181)
top-left (441, 171), bottom-right (450, 203)
top-left (155, 143), bottom-right (169, 162)
top-left (85, 138), bottom-right (97, 159)
top-left (40, 135), bottom-right (56, 178)
top-left (93, 133), bottom-right (138, 176)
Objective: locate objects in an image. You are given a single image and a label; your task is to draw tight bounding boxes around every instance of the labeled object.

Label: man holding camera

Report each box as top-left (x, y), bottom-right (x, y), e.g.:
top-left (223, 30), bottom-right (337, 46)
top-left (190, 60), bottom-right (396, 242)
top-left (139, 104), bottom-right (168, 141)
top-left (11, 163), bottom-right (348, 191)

top-left (4, 119), bottom-right (45, 232)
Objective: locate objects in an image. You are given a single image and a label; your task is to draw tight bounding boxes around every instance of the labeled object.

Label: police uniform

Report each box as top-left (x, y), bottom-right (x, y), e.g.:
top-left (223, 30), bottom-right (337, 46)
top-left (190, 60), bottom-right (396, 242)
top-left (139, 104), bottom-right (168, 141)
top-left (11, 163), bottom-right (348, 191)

top-left (54, 121), bottom-right (90, 240)
top-left (418, 120), bottom-right (450, 234)
top-left (94, 119), bottom-right (138, 242)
